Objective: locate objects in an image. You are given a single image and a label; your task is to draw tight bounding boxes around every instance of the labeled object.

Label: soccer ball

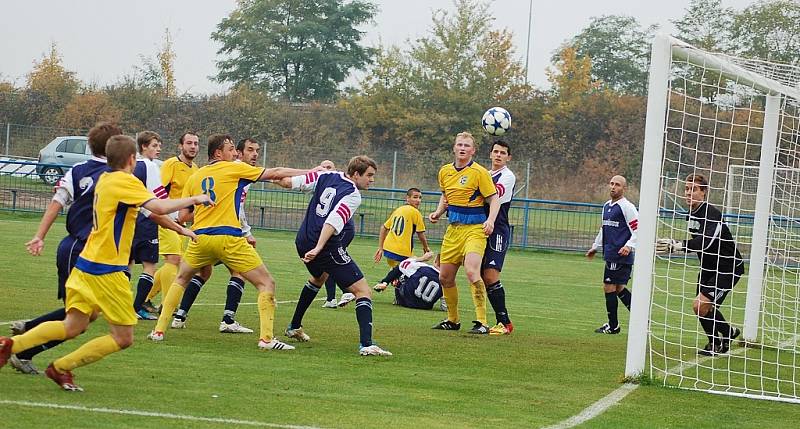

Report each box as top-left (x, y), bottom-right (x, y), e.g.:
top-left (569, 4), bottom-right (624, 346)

top-left (482, 107), bottom-right (511, 136)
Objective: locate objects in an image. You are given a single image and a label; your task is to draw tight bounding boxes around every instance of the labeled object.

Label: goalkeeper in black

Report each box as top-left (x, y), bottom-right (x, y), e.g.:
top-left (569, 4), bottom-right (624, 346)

top-left (657, 173), bottom-right (745, 356)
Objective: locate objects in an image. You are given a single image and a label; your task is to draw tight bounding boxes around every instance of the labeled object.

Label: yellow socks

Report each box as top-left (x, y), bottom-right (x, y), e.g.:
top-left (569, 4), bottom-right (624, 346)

top-left (257, 291), bottom-right (276, 341)
top-left (149, 263), bottom-right (177, 301)
top-left (442, 286), bottom-right (460, 323)
top-left (54, 334), bottom-right (121, 372)
top-left (154, 282), bottom-right (185, 333)
top-left (11, 321), bottom-right (66, 353)
top-left (470, 280), bottom-right (488, 326)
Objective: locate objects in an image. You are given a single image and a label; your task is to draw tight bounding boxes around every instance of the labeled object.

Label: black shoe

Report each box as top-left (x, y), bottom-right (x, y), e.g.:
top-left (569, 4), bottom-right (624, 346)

top-left (729, 326), bottom-right (741, 342)
top-left (468, 321), bottom-right (489, 335)
top-left (594, 323), bottom-right (621, 334)
top-left (432, 319), bottom-right (461, 330)
top-left (142, 301), bottom-right (160, 315)
top-left (698, 342), bottom-right (729, 356)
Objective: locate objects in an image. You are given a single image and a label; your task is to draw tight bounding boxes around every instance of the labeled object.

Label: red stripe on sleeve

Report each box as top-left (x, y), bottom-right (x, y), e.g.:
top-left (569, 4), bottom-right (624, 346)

top-left (496, 183), bottom-right (505, 197)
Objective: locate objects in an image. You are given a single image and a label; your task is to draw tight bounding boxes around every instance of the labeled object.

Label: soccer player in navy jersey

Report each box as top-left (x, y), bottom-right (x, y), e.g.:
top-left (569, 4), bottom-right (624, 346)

top-left (280, 155), bottom-right (392, 356)
top-left (378, 252), bottom-right (444, 310)
top-left (657, 173), bottom-right (744, 356)
top-left (586, 175), bottom-right (638, 334)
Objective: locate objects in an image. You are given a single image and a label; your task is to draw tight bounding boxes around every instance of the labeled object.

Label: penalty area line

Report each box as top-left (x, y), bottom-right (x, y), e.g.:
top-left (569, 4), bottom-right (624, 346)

top-left (0, 399), bottom-right (324, 429)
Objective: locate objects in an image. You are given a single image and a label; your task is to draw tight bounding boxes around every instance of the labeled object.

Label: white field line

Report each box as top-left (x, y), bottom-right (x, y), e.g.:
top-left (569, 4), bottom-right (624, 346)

top-left (0, 399), bottom-right (324, 429)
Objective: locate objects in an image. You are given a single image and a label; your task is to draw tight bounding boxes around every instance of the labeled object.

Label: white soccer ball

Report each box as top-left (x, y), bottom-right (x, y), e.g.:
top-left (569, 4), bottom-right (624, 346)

top-left (482, 107), bottom-right (511, 136)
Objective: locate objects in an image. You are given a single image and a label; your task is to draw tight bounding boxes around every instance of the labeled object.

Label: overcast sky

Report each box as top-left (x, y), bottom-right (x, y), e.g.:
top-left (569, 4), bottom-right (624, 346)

top-left (0, 0), bottom-right (757, 94)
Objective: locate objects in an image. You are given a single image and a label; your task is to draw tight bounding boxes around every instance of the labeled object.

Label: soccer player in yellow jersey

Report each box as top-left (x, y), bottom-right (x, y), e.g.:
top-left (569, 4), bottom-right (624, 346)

top-left (429, 132), bottom-right (500, 334)
top-left (0, 135), bottom-right (209, 391)
top-left (374, 187), bottom-right (431, 268)
top-left (147, 134), bottom-right (315, 350)
top-left (146, 132), bottom-right (212, 310)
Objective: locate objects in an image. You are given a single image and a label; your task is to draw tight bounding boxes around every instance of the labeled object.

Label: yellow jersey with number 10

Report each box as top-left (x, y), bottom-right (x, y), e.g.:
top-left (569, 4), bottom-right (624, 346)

top-left (438, 161), bottom-right (496, 224)
top-left (182, 160), bottom-right (265, 236)
top-left (383, 204), bottom-right (426, 260)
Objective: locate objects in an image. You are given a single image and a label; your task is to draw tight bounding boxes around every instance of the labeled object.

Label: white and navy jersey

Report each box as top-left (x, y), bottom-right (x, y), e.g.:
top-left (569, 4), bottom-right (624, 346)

top-left (54, 157), bottom-right (109, 241)
top-left (592, 197), bottom-right (638, 265)
top-left (240, 182), bottom-right (252, 236)
top-left (685, 202), bottom-right (743, 271)
top-left (484, 166), bottom-right (516, 235)
top-left (394, 258), bottom-right (443, 310)
top-left (292, 171), bottom-right (361, 250)
top-left (133, 158), bottom-right (168, 240)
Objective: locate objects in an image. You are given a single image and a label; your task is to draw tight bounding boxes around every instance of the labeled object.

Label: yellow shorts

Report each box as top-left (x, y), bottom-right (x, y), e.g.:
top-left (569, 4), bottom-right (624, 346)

top-left (158, 226), bottom-right (187, 256)
top-left (439, 223), bottom-right (487, 265)
top-left (386, 259), bottom-right (400, 268)
top-left (183, 235), bottom-right (263, 274)
top-left (65, 269), bottom-right (138, 326)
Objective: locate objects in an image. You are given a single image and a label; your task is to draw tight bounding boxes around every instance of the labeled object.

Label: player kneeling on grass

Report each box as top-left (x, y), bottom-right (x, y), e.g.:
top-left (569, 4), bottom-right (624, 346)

top-left (0, 135), bottom-right (208, 391)
top-left (656, 173), bottom-right (745, 357)
top-left (373, 252), bottom-right (445, 311)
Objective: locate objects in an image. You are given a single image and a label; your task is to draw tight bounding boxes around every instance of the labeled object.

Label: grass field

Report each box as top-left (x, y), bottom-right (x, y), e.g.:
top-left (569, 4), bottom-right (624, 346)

top-left (1, 213), bottom-right (799, 428)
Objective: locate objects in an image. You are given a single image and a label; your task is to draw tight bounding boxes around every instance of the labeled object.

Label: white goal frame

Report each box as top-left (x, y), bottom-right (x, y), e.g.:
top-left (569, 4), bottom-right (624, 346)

top-left (625, 34), bottom-right (800, 402)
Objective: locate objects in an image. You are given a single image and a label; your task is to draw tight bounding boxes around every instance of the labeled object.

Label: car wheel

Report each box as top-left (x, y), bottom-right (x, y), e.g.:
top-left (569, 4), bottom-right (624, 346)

top-left (39, 167), bottom-right (63, 185)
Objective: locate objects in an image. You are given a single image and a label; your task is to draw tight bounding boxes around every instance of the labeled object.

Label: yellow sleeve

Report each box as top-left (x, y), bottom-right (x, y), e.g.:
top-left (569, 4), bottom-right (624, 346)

top-left (231, 162), bottom-right (265, 182)
top-left (160, 159), bottom-right (174, 188)
top-left (383, 213), bottom-right (393, 230)
top-left (478, 169), bottom-right (497, 198)
top-left (120, 174), bottom-right (158, 207)
top-left (181, 173), bottom-right (197, 198)
top-left (437, 165), bottom-right (447, 190)
top-left (413, 207), bottom-right (426, 232)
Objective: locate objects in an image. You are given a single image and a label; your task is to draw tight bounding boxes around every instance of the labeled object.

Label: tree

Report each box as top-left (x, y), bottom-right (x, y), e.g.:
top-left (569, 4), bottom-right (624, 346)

top-left (158, 28), bottom-right (178, 97)
top-left (25, 43), bottom-right (80, 123)
top-left (57, 91), bottom-right (123, 128)
top-left (557, 15), bottom-right (654, 95)
top-left (212, 0), bottom-right (377, 102)
top-left (731, 0), bottom-right (800, 65)
top-left (672, 0), bottom-right (735, 52)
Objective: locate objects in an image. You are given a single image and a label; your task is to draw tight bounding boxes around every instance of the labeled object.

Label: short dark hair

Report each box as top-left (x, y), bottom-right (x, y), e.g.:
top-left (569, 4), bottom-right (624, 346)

top-left (207, 133), bottom-right (233, 159)
top-left (137, 131), bottom-right (162, 152)
top-left (491, 140), bottom-right (511, 156)
top-left (179, 131), bottom-right (198, 145)
top-left (346, 155), bottom-right (377, 177)
top-left (237, 138), bottom-right (258, 152)
top-left (407, 187), bottom-right (421, 196)
top-left (686, 173), bottom-right (709, 195)
top-left (87, 122), bottom-right (123, 157)
top-left (106, 135), bottom-right (137, 170)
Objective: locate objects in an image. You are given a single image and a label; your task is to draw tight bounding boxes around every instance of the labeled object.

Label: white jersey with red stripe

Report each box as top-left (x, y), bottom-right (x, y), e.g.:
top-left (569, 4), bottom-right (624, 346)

top-left (591, 196), bottom-right (638, 264)
top-left (292, 170), bottom-right (361, 250)
top-left (133, 157), bottom-right (168, 240)
top-left (485, 166), bottom-right (516, 234)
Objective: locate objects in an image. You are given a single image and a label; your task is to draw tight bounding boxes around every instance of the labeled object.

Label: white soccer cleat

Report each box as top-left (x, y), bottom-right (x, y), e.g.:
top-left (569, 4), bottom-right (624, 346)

top-left (321, 299), bottom-right (338, 308)
top-left (337, 293), bottom-right (356, 307)
top-left (219, 321), bottom-right (254, 334)
top-left (284, 326), bottom-right (311, 342)
top-left (147, 330), bottom-right (164, 342)
top-left (10, 320), bottom-right (27, 335)
top-left (9, 355), bottom-right (39, 375)
top-left (373, 282), bottom-right (388, 292)
top-left (171, 318), bottom-right (186, 329)
top-left (258, 338), bottom-right (295, 351)
top-left (359, 344), bottom-right (392, 356)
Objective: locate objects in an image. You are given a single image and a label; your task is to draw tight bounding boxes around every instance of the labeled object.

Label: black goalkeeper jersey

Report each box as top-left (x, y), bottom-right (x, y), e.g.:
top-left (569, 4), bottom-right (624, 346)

top-left (684, 202), bottom-right (743, 272)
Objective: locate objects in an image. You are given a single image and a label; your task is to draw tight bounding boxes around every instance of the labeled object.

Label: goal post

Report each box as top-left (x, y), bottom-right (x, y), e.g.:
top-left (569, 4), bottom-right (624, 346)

top-left (625, 33), bottom-right (800, 403)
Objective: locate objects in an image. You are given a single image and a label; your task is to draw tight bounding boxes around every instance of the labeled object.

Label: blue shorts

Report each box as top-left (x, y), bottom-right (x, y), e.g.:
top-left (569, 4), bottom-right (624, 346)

top-left (297, 243), bottom-right (364, 291)
top-left (603, 261), bottom-right (632, 285)
top-left (482, 231), bottom-right (510, 271)
top-left (130, 237), bottom-right (159, 264)
top-left (56, 236), bottom-right (86, 301)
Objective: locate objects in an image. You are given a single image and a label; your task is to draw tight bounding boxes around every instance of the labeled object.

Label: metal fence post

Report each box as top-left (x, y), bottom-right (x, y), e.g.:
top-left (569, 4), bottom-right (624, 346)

top-left (521, 200), bottom-right (530, 248)
top-left (5, 124), bottom-right (10, 156)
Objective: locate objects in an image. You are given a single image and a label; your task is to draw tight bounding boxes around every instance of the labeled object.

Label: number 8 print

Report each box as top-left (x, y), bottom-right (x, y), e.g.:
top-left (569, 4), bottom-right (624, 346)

top-left (201, 177), bottom-right (216, 203)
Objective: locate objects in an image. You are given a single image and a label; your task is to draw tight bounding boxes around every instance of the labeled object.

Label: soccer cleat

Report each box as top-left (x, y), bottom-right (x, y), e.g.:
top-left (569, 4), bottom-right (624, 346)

top-left (505, 322), bottom-right (514, 334)
top-left (594, 323), bottom-right (621, 334)
top-left (136, 309), bottom-right (158, 320)
top-left (337, 293), bottom-right (356, 307)
top-left (9, 355), bottom-right (39, 375)
top-left (219, 321), bottom-right (254, 334)
top-left (373, 282), bottom-right (388, 292)
top-left (45, 364), bottom-right (83, 392)
top-left (258, 338), bottom-right (295, 351)
top-left (431, 319), bottom-right (461, 330)
top-left (488, 323), bottom-right (510, 336)
top-left (284, 326), bottom-right (311, 342)
top-left (10, 320), bottom-right (27, 335)
top-left (468, 321), bottom-right (490, 335)
top-left (0, 337), bottom-right (13, 368)
top-left (359, 344), bottom-right (393, 356)
top-left (142, 301), bottom-right (160, 314)
top-left (698, 342), bottom-right (729, 356)
top-left (439, 299), bottom-right (448, 312)
top-left (146, 330), bottom-right (164, 342)
top-left (171, 318), bottom-right (186, 329)
top-left (321, 299), bottom-right (338, 308)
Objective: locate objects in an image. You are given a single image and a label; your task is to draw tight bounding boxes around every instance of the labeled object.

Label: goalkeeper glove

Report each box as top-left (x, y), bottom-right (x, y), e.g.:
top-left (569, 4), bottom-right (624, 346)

top-left (655, 238), bottom-right (683, 254)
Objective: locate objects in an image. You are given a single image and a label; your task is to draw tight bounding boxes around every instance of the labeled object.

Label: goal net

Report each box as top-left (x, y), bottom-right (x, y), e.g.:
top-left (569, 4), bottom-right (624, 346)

top-left (626, 34), bottom-right (800, 403)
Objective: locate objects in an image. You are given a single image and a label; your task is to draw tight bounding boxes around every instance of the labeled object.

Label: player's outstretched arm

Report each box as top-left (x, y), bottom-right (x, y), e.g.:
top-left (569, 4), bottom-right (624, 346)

top-left (26, 200), bottom-right (64, 256)
top-left (150, 213), bottom-right (198, 242)
top-left (259, 167), bottom-right (311, 182)
top-left (483, 194), bottom-right (500, 236)
top-left (144, 195), bottom-right (213, 216)
top-left (417, 231), bottom-right (431, 254)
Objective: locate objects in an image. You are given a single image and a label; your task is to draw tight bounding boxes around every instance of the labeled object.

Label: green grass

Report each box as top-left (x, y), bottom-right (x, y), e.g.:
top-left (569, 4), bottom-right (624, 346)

top-left (1, 216), bottom-right (799, 428)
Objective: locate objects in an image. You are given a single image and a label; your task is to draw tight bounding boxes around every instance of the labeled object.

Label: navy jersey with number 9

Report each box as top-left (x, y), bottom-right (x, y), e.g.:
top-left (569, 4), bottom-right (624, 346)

top-left (292, 171), bottom-right (361, 251)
